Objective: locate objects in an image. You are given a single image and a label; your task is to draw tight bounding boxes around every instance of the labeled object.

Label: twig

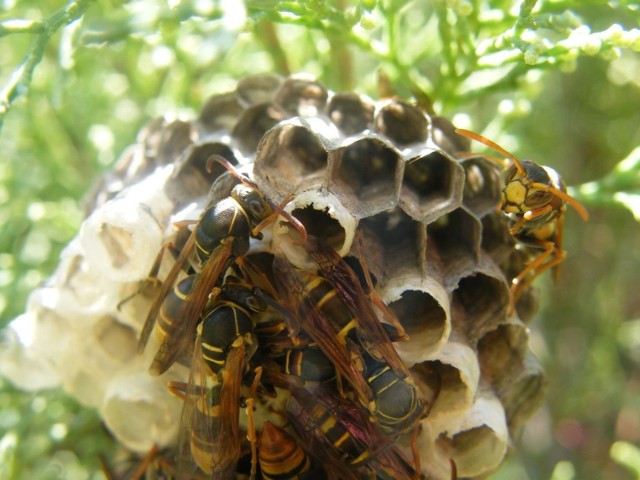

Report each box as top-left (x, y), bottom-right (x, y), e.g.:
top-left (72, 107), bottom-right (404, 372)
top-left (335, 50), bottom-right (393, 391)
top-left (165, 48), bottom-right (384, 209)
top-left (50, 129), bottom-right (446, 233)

top-left (0, 0), bottom-right (93, 135)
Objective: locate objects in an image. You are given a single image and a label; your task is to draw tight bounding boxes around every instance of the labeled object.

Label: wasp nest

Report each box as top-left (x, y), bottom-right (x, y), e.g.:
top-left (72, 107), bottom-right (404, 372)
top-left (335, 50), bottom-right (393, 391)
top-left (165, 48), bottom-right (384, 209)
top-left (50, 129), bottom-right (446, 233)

top-left (0, 74), bottom-right (546, 479)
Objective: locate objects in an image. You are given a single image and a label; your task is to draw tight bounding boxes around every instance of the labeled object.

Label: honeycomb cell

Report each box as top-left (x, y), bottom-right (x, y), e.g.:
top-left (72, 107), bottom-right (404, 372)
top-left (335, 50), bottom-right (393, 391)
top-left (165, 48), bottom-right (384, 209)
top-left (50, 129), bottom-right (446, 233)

top-left (236, 74), bottom-right (283, 107)
top-left (232, 103), bottom-right (287, 153)
top-left (274, 74), bottom-right (328, 117)
top-left (428, 389), bottom-right (508, 478)
top-left (271, 188), bottom-right (357, 270)
top-left (374, 100), bottom-right (429, 146)
top-left (460, 156), bottom-right (501, 217)
top-left (328, 136), bottom-right (403, 218)
top-left (326, 92), bottom-right (375, 136)
top-left (481, 214), bottom-right (513, 265)
top-left (411, 337), bottom-right (480, 419)
top-left (477, 321), bottom-right (529, 389)
top-left (382, 273), bottom-right (450, 364)
top-left (167, 142), bottom-right (238, 206)
top-left (101, 367), bottom-right (183, 453)
top-left (451, 257), bottom-right (510, 341)
top-left (427, 208), bottom-right (482, 285)
top-left (198, 92), bottom-right (244, 133)
top-left (358, 207), bottom-right (426, 281)
top-left (399, 149), bottom-right (464, 224)
top-left (149, 119), bottom-right (193, 166)
top-left (499, 352), bottom-right (546, 435)
top-left (430, 116), bottom-right (470, 153)
top-left (253, 119), bottom-right (330, 199)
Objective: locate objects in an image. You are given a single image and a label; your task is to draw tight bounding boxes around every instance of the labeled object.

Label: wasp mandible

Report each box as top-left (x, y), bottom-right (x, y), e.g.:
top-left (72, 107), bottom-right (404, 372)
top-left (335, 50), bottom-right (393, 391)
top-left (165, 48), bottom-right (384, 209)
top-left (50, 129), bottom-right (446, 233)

top-left (455, 129), bottom-right (589, 307)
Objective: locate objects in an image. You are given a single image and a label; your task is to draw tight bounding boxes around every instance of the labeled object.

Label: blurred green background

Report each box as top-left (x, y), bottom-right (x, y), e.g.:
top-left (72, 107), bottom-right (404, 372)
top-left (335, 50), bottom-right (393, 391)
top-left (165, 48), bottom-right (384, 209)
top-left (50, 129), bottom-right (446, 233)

top-left (1, 0), bottom-right (639, 479)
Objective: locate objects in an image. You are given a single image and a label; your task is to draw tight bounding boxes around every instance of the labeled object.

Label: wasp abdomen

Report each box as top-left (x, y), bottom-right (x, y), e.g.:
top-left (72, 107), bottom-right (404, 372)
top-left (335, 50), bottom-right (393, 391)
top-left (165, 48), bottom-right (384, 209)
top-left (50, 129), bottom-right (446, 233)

top-left (259, 421), bottom-right (312, 480)
top-left (365, 356), bottom-right (423, 435)
top-left (279, 347), bottom-right (336, 384)
top-left (200, 302), bottom-right (255, 375)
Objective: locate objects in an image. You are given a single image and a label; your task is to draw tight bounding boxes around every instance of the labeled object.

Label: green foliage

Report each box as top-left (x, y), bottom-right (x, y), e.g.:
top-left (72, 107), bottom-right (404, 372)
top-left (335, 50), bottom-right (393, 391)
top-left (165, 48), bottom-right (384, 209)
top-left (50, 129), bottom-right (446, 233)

top-left (1, 1), bottom-right (639, 479)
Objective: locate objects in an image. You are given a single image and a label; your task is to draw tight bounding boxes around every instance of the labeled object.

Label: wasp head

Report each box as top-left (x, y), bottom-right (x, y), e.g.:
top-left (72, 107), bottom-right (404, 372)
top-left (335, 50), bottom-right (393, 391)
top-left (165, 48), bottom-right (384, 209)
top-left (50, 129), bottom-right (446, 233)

top-left (231, 184), bottom-right (274, 224)
top-left (501, 160), bottom-right (563, 216)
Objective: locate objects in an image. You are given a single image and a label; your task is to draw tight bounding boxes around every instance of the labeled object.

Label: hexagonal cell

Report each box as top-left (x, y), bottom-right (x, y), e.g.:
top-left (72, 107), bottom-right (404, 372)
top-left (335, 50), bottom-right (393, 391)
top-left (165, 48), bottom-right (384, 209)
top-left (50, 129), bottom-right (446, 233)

top-left (274, 74), bottom-right (328, 117)
top-left (410, 338), bottom-right (480, 419)
top-left (451, 258), bottom-right (510, 341)
top-left (373, 100), bottom-right (429, 146)
top-left (477, 321), bottom-right (529, 388)
top-left (236, 74), bottom-right (283, 107)
top-left (326, 92), bottom-right (375, 136)
top-left (383, 273), bottom-right (450, 364)
top-left (231, 103), bottom-right (288, 154)
top-left (399, 149), bottom-right (464, 224)
top-left (481, 214), bottom-right (513, 265)
top-left (328, 136), bottom-right (403, 218)
top-left (197, 91), bottom-right (244, 133)
top-left (271, 189), bottom-right (357, 270)
top-left (253, 120), bottom-right (330, 199)
top-left (500, 352), bottom-right (546, 436)
top-left (430, 116), bottom-right (470, 153)
top-left (154, 120), bottom-right (194, 166)
top-left (460, 156), bottom-right (502, 217)
top-left (167, 142), bottom-right (239, 206)
top-left (358, 207), bottom-right (426, 281)
top-left (427, 208), bottom-right (482, 283)
top-left (427, 389), bottom-right (508, 479)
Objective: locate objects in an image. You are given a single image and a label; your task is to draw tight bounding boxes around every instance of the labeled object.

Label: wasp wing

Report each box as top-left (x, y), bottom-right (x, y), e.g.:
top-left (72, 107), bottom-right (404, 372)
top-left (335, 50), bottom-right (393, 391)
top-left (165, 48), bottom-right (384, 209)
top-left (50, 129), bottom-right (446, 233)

top-left (150, 242), bottom-right (232, 375)
top-left (306, 236), bottom-right (410, 379)
top-left (272, 256), bottom-right (372, 407)
top-left (138, 228), bottom-right (197, 353)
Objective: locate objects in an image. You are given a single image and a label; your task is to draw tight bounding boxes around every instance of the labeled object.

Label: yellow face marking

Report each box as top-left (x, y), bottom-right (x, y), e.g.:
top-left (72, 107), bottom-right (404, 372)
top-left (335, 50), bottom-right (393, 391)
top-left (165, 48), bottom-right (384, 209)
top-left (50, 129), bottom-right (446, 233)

top-left (503, 180), bottom-right (527, 213)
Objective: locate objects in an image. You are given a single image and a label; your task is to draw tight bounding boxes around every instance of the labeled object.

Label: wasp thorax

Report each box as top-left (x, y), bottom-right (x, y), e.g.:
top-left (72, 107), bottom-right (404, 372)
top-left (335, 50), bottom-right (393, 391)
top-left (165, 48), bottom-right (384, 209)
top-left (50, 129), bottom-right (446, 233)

top-left (3, 74), bottom-right (547, 480)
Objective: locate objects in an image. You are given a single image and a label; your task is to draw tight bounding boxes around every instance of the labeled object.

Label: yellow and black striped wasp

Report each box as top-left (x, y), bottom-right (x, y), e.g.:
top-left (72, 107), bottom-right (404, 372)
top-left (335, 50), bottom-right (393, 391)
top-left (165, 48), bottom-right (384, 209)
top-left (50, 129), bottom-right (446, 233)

top-left (300, 237), bottom-right (424, 433)
top-left (286, 384), bottom-right (420, 480)
top-left (166, 275), bottom-right (267, 479)
top-left (258, 420), bottom-right (325, 479)
top-left (455, 129), bottom-right (589, 307)
top-left (138, 155), bottom-right (306, 376)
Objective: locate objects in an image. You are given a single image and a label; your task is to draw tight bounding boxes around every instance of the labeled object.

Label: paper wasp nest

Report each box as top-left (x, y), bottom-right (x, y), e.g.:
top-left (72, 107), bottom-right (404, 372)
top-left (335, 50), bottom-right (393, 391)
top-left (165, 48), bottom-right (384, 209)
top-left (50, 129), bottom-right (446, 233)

top-left (0, 74), bottom-right (546, 479)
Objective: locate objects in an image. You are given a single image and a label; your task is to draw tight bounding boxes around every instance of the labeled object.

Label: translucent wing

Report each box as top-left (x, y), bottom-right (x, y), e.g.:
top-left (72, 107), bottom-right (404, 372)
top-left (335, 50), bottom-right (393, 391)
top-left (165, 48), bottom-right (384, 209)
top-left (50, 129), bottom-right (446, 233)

top-left (272, 256), bottom-right (373, 407)
top-left (306, 236), bottom-right (410, 378)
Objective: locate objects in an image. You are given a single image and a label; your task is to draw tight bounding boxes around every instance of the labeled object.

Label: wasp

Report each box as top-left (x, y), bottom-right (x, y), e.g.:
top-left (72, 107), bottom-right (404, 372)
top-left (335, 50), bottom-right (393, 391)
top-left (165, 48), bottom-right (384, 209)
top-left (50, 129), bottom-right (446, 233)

top-left (258, 420), bottom-right (323, 480)
top-left (139, 155), bottom-right (306, 376)
top-left (286, 385), bottom-right (419, 480)
top-left (455, 129), bottom-right (589, 307)
top-left (167, 275), bottom-right (268, 480)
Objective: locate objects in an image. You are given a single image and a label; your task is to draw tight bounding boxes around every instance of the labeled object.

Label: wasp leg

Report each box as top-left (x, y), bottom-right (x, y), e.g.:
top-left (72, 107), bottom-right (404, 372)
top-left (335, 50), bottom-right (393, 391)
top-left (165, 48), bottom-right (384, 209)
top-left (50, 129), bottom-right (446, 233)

top-left (127, 445), bottom-right (160, 480)
top-left (410, 424), bottom-right (421, 479)
top-left (508, 204), bottom-right (554, 236)
top-left (252, 193), bottom-right (308, 245)
top-left (246, 366), bottom-right (263, 480)
top-left (354, 239), bottom-right (409, 340)
top-left (510, 239), bottom-right (565, 311)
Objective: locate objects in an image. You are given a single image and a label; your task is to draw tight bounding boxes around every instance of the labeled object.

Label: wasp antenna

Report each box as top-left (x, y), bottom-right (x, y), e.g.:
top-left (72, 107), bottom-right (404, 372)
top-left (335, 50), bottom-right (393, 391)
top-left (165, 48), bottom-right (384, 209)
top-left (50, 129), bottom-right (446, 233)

top-left (455, 128), bottom-right (525, 175)
top-left (207, 155), bottom-right (255, 187)
top-left (531, 182), bottom-right (589, 221)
